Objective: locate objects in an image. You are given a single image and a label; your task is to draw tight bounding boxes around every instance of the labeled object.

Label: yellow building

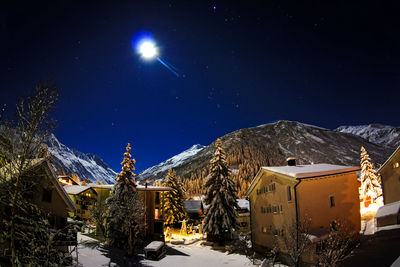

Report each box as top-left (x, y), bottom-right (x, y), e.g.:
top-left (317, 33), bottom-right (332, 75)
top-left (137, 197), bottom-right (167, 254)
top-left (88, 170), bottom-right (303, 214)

top-left (247, 162), bottom-right (360, 264)
top-left (65, 185), bottom-right (97, 221)
top-left (91, 184), bottom-right (172, 240)
top-left (91, 184), bottom-right (113, 201)
top-left (378, 145), bottom-right (400, 204)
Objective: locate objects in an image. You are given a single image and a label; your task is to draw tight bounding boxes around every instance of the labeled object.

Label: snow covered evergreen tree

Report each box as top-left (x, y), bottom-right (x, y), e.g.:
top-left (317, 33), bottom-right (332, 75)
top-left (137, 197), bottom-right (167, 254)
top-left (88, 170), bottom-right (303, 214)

top-left (104, 143), bottom-right (145, 255)
top-left (163, 168), bottom-right (187, 225)
top-left (360, 146), bottom-right (383, 203)
top-left (203, 138), bottom-right (239, 241)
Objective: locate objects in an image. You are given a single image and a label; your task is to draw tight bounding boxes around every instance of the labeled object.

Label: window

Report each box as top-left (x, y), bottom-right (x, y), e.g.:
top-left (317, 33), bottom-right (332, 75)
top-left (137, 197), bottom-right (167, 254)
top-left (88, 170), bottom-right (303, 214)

top-left (155, 192), bottom-right (160, 205)
top-left (42, 188), bottom-right (52, 203)
top-left (393, 162), bottom-right (399, 169)
top-left (280, 205), bottom-right (283, 213)
top-left (287, 186), bottom-right (292, 201)
top-left (330, 196), bottom-right (335, 207)
top-left (240, 222), bottom-right (248, 227)
top-left (262, 226), bottom-right (267, 233)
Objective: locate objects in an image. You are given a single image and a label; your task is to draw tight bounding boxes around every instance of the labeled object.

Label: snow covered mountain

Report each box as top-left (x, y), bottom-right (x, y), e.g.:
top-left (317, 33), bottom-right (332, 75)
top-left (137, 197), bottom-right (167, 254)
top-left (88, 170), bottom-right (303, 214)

top-left (46, 134), bottom-right (117, 184)
top-left (140, 120), bottom-right (394, 183)
top-left (137, 144), bottom-right (205, 181)
top-left (336, 124), bottom-right (400, 148)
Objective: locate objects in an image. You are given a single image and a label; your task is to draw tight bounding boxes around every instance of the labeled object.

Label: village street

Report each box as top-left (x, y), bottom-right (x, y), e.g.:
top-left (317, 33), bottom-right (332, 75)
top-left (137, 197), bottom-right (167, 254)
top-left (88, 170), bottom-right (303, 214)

top-left (75, 226), bottom-right (400, 267)
top-left (75, 232), bottom-right (261, 267)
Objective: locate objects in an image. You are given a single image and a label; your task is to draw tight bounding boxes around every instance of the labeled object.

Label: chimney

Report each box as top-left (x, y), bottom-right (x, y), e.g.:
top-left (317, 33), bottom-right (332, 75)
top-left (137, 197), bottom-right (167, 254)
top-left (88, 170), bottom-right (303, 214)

top-left (287, 157), bottom-right (296, 166)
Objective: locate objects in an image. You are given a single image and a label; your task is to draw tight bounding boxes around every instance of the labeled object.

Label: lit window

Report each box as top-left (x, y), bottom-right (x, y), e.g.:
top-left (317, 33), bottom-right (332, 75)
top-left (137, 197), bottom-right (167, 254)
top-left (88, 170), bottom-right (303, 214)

top-left (330, 196), bottom-right (335, 207)
top-left (393, 162), bottom-right (399, 169)
top-left (262, 226), bottom-right (267, 233)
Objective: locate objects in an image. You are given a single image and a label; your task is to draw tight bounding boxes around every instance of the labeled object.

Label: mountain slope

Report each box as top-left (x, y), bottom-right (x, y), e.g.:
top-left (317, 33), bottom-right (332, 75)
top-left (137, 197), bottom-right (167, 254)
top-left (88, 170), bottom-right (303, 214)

top-left (140, 121), bottom-right (394, 196)
top-left (336, 124), bottom-right (400, 148)
top-left (46, 134), bottom-right (117, 184)
top-left (138, 144), bottom-right (205, 181)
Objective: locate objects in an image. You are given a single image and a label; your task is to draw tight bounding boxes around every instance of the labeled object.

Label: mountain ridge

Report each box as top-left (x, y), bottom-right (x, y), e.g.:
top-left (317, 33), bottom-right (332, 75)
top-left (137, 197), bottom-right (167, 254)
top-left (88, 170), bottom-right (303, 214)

top-left (46, 134), bottom-right (117, 184)
top-left (138, 120), bottom-right (395, 197)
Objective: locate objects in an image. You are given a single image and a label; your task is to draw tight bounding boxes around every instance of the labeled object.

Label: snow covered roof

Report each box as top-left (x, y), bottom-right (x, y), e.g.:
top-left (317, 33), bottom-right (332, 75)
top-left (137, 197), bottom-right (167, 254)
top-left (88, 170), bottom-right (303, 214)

top-left (247, 163), bottom-right (360, 196)
top-left (89, 184), bottom-right (172, 191)
top-left (64, 185), bottom-right (97, 195)
top-left (184, 200), bottom-right (203, 213)
top-left (137, 185), bottom-right (172, 191)
top-left (237, 199), bottom-right (249, 211)
top-left (375, 201), bottom-right (400, 218)
top-left (262, 163), bottom-right (360, 179)
top-left (90, 184), bottom-right (114, 189)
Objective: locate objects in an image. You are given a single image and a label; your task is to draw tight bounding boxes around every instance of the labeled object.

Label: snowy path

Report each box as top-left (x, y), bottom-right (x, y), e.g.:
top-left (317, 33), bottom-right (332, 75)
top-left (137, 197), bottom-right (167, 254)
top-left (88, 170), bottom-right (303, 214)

top-left (141, 243), bottom-right (257, 267)
top-left (75, 233), bottom-right (257, 267)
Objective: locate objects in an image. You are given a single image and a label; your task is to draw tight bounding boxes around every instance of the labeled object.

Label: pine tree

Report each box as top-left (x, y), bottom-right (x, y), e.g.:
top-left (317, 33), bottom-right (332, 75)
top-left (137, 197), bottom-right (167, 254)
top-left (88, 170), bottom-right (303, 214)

top-left (203, 138), bottom-right (239, 241)
top-left (163, 168), bottom-right (187, 226)
top-left (104, 143), bottom-right (144, 256)
top-left (360, 146), bottom-right (383, 203)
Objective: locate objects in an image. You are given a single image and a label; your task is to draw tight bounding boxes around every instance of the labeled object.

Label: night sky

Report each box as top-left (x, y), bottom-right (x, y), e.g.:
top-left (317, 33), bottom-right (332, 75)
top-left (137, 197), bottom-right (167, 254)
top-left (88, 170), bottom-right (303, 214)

top-left (1, 1), bottom-right (399, 172)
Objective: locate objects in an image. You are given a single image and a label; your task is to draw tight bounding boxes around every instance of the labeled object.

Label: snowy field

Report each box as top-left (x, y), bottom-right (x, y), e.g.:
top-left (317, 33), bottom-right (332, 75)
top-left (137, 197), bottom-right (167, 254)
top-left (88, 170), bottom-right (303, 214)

top-left (74, 233), bottom-right (259, 267)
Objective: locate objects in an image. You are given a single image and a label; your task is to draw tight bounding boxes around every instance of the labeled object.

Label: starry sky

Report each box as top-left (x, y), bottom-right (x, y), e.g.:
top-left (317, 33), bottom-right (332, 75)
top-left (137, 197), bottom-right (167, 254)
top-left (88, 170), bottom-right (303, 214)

top-left (1, 1), bottom-right (399, 173)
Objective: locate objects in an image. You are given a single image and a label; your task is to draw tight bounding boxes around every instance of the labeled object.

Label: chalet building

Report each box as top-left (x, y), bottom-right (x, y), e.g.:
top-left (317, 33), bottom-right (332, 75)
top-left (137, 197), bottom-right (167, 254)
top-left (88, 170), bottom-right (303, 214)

top-left (247, 160), bottom-right (361, 264)
top-left (184, 200), bottom-right (204, 222)
top-left (91, 184), bottom-right (172, 240)
top-left (64, 185), bottom-right (98, 221)
top-left (237, 199), bottom-right (250, 233)
top-left (4, 158), bottom-right (76, 228)
top-left (1, 158), bottom-right (76, 250)
top-left (378, 145), bottom-right (400, 204)
top-left (58, 175), bottom-right (79, 186)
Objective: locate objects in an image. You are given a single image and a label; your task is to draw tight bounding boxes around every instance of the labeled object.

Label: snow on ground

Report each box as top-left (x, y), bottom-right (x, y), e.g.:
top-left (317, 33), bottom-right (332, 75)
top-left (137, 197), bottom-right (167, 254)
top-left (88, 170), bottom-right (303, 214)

top-left (74, 232), bottom-right (259, 267)
top-left (392, 256), bottom-right (400, 267)
top-left (73, 232), bottom-right (116, 267)
top-left (361, 219), bottom-right (376, 235)
top-left (142, 242), bottom-right (257, 267)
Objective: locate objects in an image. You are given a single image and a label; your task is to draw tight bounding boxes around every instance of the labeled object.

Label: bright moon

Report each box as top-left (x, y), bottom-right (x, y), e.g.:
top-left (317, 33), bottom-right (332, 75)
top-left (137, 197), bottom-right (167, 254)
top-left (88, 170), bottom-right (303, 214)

top-left (139, 41), bottom-right (157, 59)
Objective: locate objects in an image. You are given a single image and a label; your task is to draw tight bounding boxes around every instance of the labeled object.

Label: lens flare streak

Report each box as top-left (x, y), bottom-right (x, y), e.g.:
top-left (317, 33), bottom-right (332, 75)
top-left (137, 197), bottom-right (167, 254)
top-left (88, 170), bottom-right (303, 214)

top-left (157, 57), bottom-right (180, 77)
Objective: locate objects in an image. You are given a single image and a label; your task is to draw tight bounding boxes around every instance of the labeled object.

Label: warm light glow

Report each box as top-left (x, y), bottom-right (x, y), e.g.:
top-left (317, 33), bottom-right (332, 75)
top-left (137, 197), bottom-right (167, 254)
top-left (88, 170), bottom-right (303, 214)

top-left (139, 41), bottom-right (157, 59)
top-left (360, 196), bottom-right (384, 215)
